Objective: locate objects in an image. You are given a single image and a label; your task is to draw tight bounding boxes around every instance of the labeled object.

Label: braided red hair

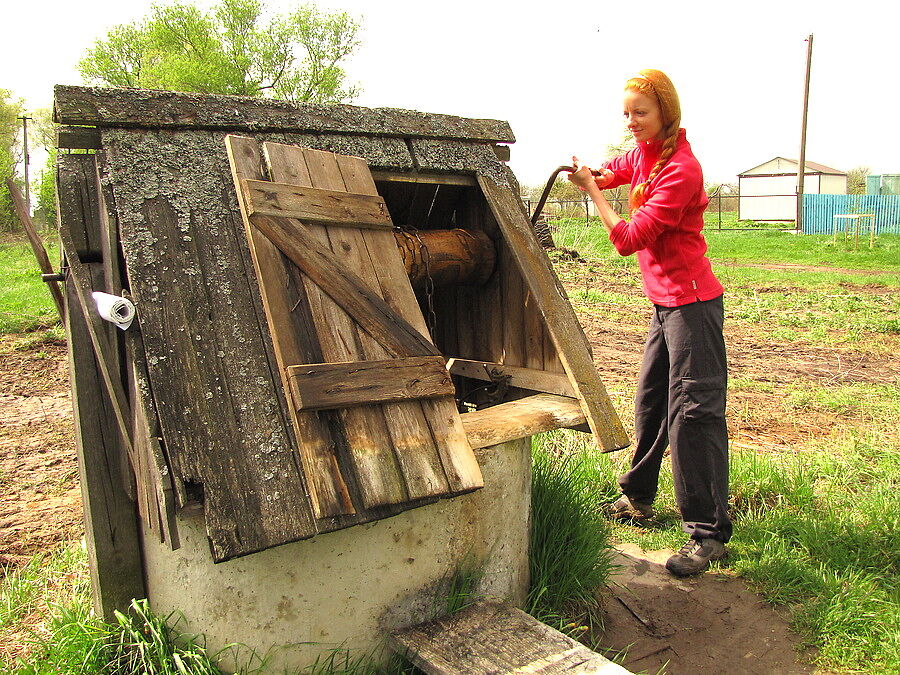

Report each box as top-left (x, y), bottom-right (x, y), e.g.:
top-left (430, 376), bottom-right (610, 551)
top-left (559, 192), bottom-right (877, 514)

top-left (626, 69), bottom-right (682, 211)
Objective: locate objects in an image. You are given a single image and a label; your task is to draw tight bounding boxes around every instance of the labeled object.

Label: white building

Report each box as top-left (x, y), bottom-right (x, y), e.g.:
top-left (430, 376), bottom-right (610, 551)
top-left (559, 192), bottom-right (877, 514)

top-left (738, 157), bottom-right (847, 222)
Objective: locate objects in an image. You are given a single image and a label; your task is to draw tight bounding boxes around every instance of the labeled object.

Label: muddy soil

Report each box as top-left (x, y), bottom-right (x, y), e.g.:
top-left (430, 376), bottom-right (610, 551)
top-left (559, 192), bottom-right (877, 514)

top-left (597, 544), bottom-right (823, 674)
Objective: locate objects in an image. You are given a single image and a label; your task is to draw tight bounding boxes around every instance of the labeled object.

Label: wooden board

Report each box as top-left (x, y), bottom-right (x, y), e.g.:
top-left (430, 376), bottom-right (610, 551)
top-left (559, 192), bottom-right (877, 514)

top-left (241, 179), bottom-right (393, 229)
top-left (287, 357), bottom-right (454, 410)
top-left (101, 128), bottom-right (319, 562)
top-left (54, 85), bottom-right (515, 143)
top-left (447, 359), bottom-right (575, 398)
top-left (391, 600), bottom-right (630, 674)
top-left (478, 175), bottom-right (630, 453)
top-left (229, 137), bottom-right (483, 516)
top-left (57, 153), bottom-right (145, 620)
top-left (461, 394), bottom-right (587, 450)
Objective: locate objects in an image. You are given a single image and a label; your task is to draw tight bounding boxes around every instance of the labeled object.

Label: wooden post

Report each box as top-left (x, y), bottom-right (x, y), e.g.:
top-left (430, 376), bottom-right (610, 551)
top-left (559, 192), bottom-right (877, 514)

top-left (58, 154), bottom-right (146, 620)
top-left (796, 34), bottom-right (813, 233)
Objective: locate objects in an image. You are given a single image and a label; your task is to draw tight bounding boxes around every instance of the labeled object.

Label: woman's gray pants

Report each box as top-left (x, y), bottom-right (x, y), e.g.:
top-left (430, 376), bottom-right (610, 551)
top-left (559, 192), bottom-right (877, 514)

top-left (618, 295), bottom-right (732, 543)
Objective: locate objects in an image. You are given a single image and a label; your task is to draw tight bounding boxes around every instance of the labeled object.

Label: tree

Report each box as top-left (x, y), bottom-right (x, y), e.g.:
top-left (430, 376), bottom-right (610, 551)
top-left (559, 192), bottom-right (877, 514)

top-left (1, 90), bottom-right (24, 232)
top-left (78, 0), bottom-right (361, 104)
top-left (846, 166), bottom-right (870, 195)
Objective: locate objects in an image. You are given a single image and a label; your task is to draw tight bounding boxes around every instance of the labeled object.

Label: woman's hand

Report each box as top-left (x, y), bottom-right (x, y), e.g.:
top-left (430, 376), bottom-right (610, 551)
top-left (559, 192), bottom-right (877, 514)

top-left (567, 156), bottom-right (614, 191)
top-left (567, 156), bottom-right (596, 190)
top-left (594, 168), bottom-right (615, 189)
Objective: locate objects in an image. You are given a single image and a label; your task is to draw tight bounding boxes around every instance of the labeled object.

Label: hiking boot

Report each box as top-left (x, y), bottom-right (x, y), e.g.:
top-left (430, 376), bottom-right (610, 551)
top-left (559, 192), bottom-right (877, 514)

top-left (665, 538), bottom-right (727, 577)
top-left (608, 495), bottom-right (655, 521)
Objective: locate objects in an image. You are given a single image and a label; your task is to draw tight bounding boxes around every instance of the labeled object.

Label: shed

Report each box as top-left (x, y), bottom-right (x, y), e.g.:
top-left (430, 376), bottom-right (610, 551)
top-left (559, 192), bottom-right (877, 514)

top-left (738, 157), bottom-right (847, 222)
top-left (54, 85), bottom-right (629, 671)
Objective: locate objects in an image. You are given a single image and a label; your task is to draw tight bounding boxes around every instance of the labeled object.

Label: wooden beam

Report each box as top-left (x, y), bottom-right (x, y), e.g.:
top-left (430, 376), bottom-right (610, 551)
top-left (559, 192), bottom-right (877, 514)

top-left (447, 358), bottom-right (576, 398)
top-left (477, 176), bottom-right (629, 452)
top-left (58, 154), bottom-right (145, 620)
top-left (460, 394), bottom-right (587, 450)
top-left (54, 85), bottom-right (516, 143)
top-left (250, 212), bottom-right (442, 359)
top-left (56, 126), bottom-right (101, 150)
top-left (371, 171), bottom-right (476, 187)
top-left (391, 600), bottom-right (630, 674)
top-left (6, 178), bottom-right (66, 323)
top-left (287, 356), bottom-right (454, 411)
top-left (242, 179), bottom-right (392, 229)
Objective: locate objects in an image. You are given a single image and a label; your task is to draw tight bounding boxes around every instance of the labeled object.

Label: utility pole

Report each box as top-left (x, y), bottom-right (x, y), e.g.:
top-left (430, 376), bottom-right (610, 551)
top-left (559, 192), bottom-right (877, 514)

top-left (796, 34), bottom-right (813, 233)
top-left (18, 115), bottom-right (32, 214)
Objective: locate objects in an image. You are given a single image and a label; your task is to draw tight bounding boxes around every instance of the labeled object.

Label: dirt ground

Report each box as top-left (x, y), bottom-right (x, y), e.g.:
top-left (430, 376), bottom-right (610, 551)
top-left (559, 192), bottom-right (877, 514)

top-left (1, 270), bottom-right (896, 671)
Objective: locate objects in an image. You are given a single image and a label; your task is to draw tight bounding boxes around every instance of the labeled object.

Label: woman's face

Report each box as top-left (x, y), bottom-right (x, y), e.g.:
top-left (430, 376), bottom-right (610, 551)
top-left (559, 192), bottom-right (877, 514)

top-left (624, 90), bottom-right (665, 143)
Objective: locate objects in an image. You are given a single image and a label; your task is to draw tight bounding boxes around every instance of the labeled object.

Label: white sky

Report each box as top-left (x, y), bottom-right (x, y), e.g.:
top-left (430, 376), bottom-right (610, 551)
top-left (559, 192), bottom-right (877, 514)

top-left (4, 0), bottom-right (898, 187)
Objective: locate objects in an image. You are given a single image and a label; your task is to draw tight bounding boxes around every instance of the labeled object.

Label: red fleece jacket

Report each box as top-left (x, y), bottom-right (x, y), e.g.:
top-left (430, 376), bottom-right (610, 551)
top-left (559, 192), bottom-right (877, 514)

top-left (602, 129), bottom-right (723, 307)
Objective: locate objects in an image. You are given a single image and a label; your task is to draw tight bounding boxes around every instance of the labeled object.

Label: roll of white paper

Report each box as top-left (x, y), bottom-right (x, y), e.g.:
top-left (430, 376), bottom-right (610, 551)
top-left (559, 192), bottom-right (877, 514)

top-left (92, 292), bottom-right (136, 331)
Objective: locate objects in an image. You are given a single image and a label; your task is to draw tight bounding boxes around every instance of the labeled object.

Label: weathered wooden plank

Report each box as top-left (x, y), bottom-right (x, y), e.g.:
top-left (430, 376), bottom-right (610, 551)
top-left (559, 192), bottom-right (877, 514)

top-left (264, 142), bottom-right (409, 508)
top-left (102, 128), bottom-right (317, 561)
top-left (225, 134), bottom-right (354, 519)
top-left (58, 152), bottom-right (145, 620)
top-left (391, 600), bottom-right (630, 674)
top-left (499, 241), bottom-right (526, 368)
top-left (6, 178), bottom-right (66, 322)
top-left (57, 126), bottom-right (102, 150)
top-left (54, 85), bottom-right (515, 143)
top-left (371, 170), bottom-right (476, 187)
top-left (251, 213), bottom-right (443, 359)
top-left (446, 359), bottom-right (576, 398)
top-left (460, 394), bottom-right (587, 450)
top-left (478, 175), bottom-right (629, 452)
top-left (241, 179), bottom-right (392, 229)
top-left (319, 152), bottom-right (465, 500)
top-left (287, 357), bottom-right (454, 410)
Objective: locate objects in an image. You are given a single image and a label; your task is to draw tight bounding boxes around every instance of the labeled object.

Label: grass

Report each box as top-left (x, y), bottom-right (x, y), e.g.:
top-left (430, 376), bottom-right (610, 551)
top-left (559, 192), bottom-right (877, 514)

top-left (0, 241), bottom-right (62, 334)
top-left (528, 434), bottom-right (617, 618)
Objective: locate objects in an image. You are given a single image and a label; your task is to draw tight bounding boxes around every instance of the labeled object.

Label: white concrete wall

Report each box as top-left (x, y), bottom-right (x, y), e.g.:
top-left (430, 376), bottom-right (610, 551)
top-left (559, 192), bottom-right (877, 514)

top-left (141, 439), bottom-right (532, 673)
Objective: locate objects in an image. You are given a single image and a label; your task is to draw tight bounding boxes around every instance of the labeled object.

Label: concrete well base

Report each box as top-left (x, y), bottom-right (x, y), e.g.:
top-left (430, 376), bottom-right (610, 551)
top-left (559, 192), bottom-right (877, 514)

top-left (140, 438), bottom-right (531, 672)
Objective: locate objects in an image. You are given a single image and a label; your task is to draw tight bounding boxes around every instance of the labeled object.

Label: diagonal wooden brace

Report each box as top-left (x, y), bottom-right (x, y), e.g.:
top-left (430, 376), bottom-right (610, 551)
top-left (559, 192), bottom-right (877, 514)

top-left (250, 212), bottom-right (442, 359)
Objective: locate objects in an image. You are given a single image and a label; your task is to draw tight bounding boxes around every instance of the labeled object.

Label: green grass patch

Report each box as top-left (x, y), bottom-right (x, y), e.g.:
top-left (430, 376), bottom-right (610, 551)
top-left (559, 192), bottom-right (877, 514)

top-left (528, 433), bottom-right (617, 617)
top-left (0, 241), bottom-right (62, 334)
top-left (706, 231), bottom-right (900, 272)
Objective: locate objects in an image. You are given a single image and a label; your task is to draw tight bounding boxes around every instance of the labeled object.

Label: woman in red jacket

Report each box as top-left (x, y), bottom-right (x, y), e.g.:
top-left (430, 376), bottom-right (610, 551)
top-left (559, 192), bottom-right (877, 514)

top-left (568, 69), bottom-right (730, 577)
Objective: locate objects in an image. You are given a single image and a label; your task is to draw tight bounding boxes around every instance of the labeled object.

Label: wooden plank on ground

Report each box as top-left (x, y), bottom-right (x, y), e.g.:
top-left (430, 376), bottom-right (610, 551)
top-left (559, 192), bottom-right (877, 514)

top-left (287, 357), bottom-right (454, 410)
top-left (460, 394), bottom-right (587, 450)
top-left (225, 134), bottom-right (353, 519)
top-left (391, 600), bottom-right (631, 674)
top-left (241, 179), bottom-right (392, 229)
top-left (478, 175), bottom-right (629, 452)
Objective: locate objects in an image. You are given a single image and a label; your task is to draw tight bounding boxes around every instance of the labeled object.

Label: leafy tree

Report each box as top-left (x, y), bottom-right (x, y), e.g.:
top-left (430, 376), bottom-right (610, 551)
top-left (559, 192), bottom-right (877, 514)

top-left (78, 0), bottom-right (361, 103)
top-left (1, 90), bottom-right (24, 232)
top-left (29, 109), bottom-right (58, 228)
top-left (846, 166), bottom-right (869, 195)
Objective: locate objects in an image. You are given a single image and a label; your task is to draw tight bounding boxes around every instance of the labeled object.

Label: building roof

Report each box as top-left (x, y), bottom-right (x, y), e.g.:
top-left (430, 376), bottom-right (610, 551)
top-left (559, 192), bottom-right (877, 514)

top-left (739, 157), bottom-right (847, 176)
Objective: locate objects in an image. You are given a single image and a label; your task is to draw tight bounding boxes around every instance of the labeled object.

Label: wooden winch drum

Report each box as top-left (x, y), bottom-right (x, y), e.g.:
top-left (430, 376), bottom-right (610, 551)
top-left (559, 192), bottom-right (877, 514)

top-left (394, 228), bottom-right (496, 288)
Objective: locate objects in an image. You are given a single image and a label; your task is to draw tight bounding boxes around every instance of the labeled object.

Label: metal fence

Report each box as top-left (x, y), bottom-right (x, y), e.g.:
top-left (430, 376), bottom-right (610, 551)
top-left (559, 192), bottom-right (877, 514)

top-left (803, 194), bottom-right (900, 235)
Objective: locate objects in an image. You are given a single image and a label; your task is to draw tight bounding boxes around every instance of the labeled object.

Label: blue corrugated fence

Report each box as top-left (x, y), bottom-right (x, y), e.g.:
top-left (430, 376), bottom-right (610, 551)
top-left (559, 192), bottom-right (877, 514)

top-left (803, 194), bottom-right (900, 235)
